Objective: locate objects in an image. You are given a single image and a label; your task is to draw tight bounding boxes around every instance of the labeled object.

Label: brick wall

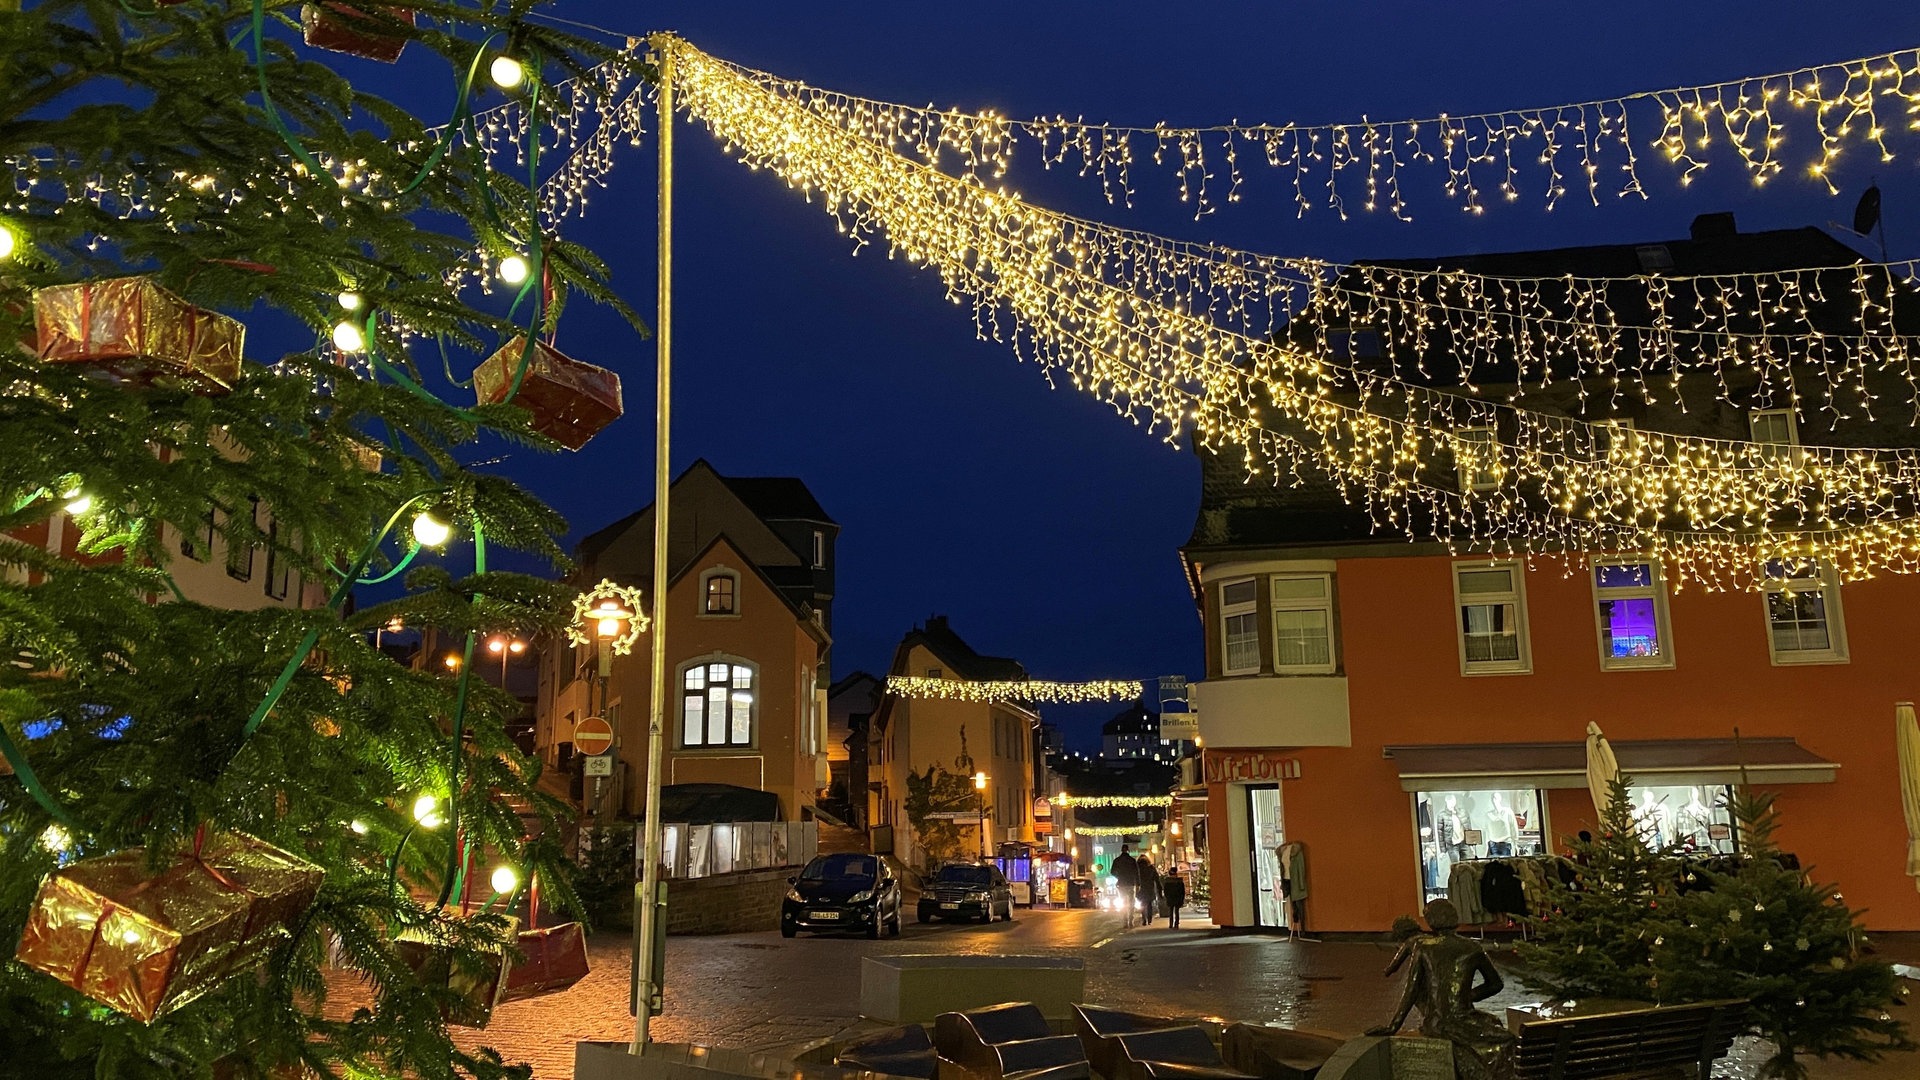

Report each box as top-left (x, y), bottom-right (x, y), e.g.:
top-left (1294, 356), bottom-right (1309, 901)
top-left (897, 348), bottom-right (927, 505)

top-left (663, 867), bottom-right (791, 935)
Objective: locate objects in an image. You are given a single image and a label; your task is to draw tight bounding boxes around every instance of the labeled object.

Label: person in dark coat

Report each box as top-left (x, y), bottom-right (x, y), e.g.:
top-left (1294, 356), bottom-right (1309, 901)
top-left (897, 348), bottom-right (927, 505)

top-left (1135, 856), bottom-right (1160, 924)
top-left (1162, 869), bottom-right (1188, 928)
top-left (1110, 844), bottom-right (1138, 927)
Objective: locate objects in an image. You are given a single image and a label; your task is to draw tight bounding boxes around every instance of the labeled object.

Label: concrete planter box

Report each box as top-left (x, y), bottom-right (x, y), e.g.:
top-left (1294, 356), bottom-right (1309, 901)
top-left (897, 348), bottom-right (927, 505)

top-left (859, 954), bottom-right (1086, 1025)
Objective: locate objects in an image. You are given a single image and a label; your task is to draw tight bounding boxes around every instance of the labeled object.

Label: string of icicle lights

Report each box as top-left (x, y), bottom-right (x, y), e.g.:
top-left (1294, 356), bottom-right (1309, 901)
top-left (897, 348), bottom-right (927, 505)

top-left (658, 36), bottom-right (1920, 591)
top-left (700, 44), bottom-right (1920, 219)
top-left (1055, 794), bottom-right (1176, 809)
top-left (1073, 825), bottom-right (1164, 838)
top-left (885, 676), bottom-right (1144, 704)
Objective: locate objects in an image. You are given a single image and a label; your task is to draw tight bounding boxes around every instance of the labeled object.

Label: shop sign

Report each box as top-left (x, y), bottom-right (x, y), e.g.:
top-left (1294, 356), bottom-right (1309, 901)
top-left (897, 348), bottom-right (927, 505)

top-left (1203, 750), bottom-right (1302, 784)
top-left (1160, 711), bottom-right (1199, 742)
top-left (1033, 797), bottom-right (1052, 820)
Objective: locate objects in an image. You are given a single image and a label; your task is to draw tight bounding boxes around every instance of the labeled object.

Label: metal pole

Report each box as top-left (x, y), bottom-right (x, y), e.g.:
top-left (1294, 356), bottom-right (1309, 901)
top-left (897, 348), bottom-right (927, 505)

top-left (632, 36), bottom-right (674, 1055)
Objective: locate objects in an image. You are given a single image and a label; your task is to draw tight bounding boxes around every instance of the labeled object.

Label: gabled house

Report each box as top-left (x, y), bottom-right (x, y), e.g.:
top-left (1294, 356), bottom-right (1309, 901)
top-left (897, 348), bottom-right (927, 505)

top-left (869, 616), bottom-right (1039, 867)
top-left (536, 460), bottom-right (837, 821)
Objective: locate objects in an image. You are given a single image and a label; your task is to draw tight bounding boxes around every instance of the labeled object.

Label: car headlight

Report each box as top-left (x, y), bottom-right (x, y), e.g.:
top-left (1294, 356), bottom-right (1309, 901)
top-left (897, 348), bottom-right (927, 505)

top-left (969, 890), bottom-right (992, 902)
top-left (786, 888), bottom-right (805, 903)
top-left (849, 889), bottom-right (873, 903)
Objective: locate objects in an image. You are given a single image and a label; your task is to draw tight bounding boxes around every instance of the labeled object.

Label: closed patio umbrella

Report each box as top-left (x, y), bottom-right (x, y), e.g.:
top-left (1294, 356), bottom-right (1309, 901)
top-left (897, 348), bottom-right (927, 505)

top-left (1586, 721), bottom-right (1622, 819)
top-left (1898, 703), bottom-right (1920, 892)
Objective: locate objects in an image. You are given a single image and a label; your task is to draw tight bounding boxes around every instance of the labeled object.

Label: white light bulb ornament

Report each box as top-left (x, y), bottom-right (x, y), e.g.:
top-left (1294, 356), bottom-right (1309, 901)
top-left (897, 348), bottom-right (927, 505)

top-left (411, 511), bottom-right (451, 548)
top-left (0, 222), bottom-right (17, 261)
top-left (498, 254), bottom-right (530, 285)
top-left (490, 54), bottom-right (525, 90)
top-left (337, 291), bottom-right (363, 312)
top-left (490, 865), bottom-right (519, 894)
top-left (412, 794), bottom-right (444, 829)
top-left (331, 320), bottom-right (365, 354)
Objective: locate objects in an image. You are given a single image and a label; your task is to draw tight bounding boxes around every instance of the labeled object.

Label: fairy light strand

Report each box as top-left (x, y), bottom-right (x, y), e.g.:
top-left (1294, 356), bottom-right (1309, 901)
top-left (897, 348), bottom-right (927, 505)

top-left (886, 676), bottom-right (1144, 704)
top-left (657, 35), bottom-right (1920, 590)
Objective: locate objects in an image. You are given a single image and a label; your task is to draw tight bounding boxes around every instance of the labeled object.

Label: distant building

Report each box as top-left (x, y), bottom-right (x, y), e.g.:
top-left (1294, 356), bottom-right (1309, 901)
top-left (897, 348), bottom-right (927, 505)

top-left (536, 460), bottom-right (836, 822)
top-left (828, 671), bottom-right (883, 828)
top-left (869, 616), bottom-right (1039, 867)
top-left (1100, 703), bottom-right (1161, 764)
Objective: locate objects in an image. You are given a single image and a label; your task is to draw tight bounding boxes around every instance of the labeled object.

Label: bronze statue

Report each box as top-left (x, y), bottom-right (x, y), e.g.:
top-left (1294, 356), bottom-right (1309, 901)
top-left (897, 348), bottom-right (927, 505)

top-left (1367, 899), bottom-right (1515, 1080)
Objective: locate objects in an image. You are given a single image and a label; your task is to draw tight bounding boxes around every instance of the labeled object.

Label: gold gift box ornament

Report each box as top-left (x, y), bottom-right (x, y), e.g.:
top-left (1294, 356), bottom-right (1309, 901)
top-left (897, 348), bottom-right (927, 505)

top-left (472, 336), bottom-right (623, 451)
top-left (34, 275), bottom-right (245, 391)
top-left (14, 831), bottom-right (324, 1023)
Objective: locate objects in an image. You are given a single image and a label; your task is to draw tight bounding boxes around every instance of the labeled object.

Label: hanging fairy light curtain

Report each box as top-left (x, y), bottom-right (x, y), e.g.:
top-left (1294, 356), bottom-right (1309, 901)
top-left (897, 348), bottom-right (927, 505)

top-left (660, 40), bottom-right (1920, 566)
top-left (885, 676), bottom-right (1143, 704)
top-left (697, 44), bottom-right (1920, 218)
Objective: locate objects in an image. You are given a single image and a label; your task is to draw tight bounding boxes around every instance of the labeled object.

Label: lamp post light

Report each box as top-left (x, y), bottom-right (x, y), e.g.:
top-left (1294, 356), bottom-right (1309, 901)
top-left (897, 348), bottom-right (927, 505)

top-left (973, 770), bottom-right (989, 861)
top-left (486, 634), bottom-right (528, 685)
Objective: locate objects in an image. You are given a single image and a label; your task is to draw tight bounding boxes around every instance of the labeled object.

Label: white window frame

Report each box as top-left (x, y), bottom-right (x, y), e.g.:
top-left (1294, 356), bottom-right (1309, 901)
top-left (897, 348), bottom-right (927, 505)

top-left (1761, 559), bottom-right (1848, 666)
top-left (1452, 560), bottom-right (1532, 676)
top-left (1455, 427), bottom-right (1501, 493)
top-left (1749, 408), bottom-right (1801, 465)
top-left (1591, 558), bottom-right (1675, 671)
top-left (699, 567), bottom-right (741, 618)
top-left (678, 655), bottom-right (759, 749)
top-left (1219, 576), bottom-right (1261, 676)
top-left (811, 529), bottom-right (826, 569)
top-left (1268, 572), bottom-right (1337, 675)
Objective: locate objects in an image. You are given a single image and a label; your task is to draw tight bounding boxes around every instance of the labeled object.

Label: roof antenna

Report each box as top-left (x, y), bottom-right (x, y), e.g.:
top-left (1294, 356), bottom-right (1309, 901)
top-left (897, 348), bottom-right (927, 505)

top-left (1830, 181), bottom-right (1889, 263)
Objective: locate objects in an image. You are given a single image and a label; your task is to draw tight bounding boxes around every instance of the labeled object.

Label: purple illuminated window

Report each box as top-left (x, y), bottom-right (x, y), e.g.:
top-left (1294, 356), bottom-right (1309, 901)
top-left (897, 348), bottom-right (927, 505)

top-left (1601, 598), bottom-right (1661, 658)
top-left (1594, 561), bottom-right (1668, 665)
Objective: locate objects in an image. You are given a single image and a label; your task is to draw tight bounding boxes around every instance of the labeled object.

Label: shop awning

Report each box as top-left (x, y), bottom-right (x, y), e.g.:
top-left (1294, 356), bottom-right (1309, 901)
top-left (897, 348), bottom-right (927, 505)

top-left (1384, 737), bottom-right (1837, 792)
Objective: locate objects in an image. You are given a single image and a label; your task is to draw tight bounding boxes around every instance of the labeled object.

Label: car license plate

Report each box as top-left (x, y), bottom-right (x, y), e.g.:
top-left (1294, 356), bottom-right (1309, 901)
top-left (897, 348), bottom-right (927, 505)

top-left (809, 910), bottom-right (840, 920)
top-left (940, 902), bottom-right (960, 909)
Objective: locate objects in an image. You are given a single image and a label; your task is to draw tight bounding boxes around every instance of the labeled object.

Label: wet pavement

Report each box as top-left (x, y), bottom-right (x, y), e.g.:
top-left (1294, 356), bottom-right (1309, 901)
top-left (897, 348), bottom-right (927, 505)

top-left (323, 906), bottom-right (1920, 1078)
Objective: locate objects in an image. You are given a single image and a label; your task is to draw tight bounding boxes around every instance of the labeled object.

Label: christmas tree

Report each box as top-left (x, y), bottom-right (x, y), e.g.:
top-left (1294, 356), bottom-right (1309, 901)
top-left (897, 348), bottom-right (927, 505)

top-left (1650, 784), bottom-right (1912, 1080)
top-left (1, 3), bottom-right (641, 1076)
top-left (1516, 775), bottom-right (1681, 1002)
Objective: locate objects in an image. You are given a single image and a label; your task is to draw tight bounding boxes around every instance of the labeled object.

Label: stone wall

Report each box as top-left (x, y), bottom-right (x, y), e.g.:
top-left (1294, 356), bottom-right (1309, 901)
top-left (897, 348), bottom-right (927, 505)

top-left (663, 867), bottom-right (791, 936)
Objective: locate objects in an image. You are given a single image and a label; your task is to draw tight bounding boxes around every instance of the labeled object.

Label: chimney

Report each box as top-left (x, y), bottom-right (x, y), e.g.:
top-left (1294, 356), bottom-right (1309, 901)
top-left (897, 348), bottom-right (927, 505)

top-left (1690, 212), bottom-right (1738, 240)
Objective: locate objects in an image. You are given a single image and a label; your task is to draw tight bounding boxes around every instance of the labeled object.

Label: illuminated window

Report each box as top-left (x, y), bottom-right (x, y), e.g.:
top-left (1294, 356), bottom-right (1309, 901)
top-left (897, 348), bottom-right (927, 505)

top-left (1455, 427), bottom-right (1501, 493)
top-left (1762, 559), bottom-right (1847, 665)
top-left (1592, 560), bottom-right (1672, 670)
top-left (1453, 562), bottom-right (1530, 675)
top-left (701, 569), bottom-right (738, 616)
top-left (1220, 578), bottom-right (1259, 675)
top-left (682, 659), bottom-right (756, 748)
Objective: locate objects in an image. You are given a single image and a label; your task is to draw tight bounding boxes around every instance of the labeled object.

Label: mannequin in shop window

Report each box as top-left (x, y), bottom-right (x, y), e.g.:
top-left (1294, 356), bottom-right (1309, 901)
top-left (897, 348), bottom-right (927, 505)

top-left (1675, 788), bottom-right (1714, 850)
top-left (1439, 794), bottom-right (1470, 862)
top-left (1632, 790), bottom-right (1673, 848)
top-left (1482, 793), bottom-right (1517, 858)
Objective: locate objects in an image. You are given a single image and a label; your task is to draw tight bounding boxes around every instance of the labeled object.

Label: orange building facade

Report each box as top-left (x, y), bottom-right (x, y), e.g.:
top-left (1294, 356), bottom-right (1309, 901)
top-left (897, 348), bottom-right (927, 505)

top-left (1190, 545), bottom-right (1920, 934)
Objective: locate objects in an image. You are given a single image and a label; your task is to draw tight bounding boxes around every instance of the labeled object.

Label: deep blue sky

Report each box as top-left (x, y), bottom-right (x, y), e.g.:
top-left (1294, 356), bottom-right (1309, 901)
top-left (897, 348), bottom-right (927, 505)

top-left (374, 3), bottom-right (1918, 749)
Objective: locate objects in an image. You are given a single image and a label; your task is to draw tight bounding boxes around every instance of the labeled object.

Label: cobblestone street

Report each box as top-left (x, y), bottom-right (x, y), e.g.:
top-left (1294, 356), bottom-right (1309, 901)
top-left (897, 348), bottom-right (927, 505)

top-left (319, 906), bottom-right (1920, 1079)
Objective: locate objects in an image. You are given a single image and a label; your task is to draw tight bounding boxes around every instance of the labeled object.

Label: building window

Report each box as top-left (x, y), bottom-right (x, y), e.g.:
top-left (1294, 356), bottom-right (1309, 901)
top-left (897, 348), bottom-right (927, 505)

top-left (811, 529), bottom-right (826, 569)
top-left (1413, 788), bottom-right (1546, 904)
top-left (1220, 578), bottom-right (1260, 675)
top-left (681, 658), bottom-right (756, 748)
top-left (1749, 408), bottom-right (1799, 463)
top-left (1269, 573), bottom-right (1336, 674)
top-left (1455, 427), bottom-right (1501, 493)
top-left (263, 518), bottom-right (292, 601)
top-left (1592, 560), bottom-right (1673, 670)
top-left (1762, 559), bottom-right (1847, 665)
top-left (1453, 562), bottom-right (1529, 675)
top-left (225, 497), bottom-right (258, 582)
top-left (701, 569), bottom-right (738, 616)
top-left (182, 507), bottom-right (214, 562)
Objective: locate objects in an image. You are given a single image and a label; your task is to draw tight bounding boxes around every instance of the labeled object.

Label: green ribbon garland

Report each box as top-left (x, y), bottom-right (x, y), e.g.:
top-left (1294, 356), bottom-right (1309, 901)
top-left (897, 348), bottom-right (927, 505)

top-left (0, 722), bottom-right (84, 832)
top-left (433, 516), bottom-right (484, 909)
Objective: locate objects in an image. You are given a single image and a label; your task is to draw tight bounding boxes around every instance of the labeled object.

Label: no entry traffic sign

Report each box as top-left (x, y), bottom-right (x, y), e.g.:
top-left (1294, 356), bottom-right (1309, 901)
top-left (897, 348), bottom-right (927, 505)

top-left (574, 716), bottom-right (614, 757)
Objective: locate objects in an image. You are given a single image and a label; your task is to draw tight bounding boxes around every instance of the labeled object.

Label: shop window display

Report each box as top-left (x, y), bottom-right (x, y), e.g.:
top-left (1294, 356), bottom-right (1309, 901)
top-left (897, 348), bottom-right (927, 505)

top-left (1413, 788), bottom-right (1545, 904)
top-left (1629, 784), bottom-right (1736, 854)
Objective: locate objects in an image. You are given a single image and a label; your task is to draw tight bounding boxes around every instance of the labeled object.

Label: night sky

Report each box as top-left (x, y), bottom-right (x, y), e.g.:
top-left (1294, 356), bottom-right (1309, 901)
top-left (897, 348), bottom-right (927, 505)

top-left (374, 3), bottom-right (1920, 749)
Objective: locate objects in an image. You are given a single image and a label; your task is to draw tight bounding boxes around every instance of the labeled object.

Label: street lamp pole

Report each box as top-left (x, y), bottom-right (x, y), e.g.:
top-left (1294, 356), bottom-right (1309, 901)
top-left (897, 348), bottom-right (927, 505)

top-left (973, 771), bottom-right (989, 861)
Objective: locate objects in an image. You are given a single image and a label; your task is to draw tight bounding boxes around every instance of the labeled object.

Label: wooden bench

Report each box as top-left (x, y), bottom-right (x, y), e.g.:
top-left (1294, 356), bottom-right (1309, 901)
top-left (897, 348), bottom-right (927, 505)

top-left (1509, 999), bottom-right (1748, 1079)
top-left (935, 1002), bottom-right (1091, 1080)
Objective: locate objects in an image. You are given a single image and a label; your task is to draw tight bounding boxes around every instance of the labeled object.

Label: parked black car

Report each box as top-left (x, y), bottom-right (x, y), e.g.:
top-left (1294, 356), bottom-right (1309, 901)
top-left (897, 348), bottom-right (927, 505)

top-left (781, 852), bottom-right (903, 938)
top-left (916, 862), bottom-right (1014, 923)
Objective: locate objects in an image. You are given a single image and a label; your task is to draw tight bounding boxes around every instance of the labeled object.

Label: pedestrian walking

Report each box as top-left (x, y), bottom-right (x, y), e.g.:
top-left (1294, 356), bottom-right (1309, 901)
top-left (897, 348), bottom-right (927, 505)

top-left (1162, 868), bottom-right (1187, 928)
top-left (1135, 855), bottom-right (1160, 925)
top-left (1110, 844), bottom-right (1138, 927)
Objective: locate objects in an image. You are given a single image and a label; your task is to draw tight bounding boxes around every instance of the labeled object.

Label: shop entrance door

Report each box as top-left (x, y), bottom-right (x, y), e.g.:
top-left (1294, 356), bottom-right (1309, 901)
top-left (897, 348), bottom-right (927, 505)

top-left (1246, 784), bottom-right (1288, 928)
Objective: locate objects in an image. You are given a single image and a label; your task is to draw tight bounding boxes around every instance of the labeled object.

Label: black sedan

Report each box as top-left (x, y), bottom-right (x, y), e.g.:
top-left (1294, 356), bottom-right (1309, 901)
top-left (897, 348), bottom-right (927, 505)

top-left (781, 853), bottom-right (903, 938)
top-left (916, 862), bottom-right (1014, 923)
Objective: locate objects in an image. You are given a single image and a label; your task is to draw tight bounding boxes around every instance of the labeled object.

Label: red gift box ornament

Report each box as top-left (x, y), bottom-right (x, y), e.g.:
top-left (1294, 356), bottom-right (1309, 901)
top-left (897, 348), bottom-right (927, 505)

top-left (472, 336), bottom-right (622, 451)
top-left (301, 4), bottom-right (418, 64)
top-left (34, 276), bottom-right (245, 392)
top-left (500, 881), bottom-right (589, 1003)
top-left (13, 832), bottom-right (324, 1023)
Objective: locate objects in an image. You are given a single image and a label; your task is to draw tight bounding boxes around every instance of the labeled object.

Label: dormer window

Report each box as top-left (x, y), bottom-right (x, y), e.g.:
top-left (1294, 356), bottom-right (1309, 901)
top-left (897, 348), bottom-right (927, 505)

top-left (701, 568), bottom-right (739, 616)
top-left (812, 529), bottom-right (826, 569)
